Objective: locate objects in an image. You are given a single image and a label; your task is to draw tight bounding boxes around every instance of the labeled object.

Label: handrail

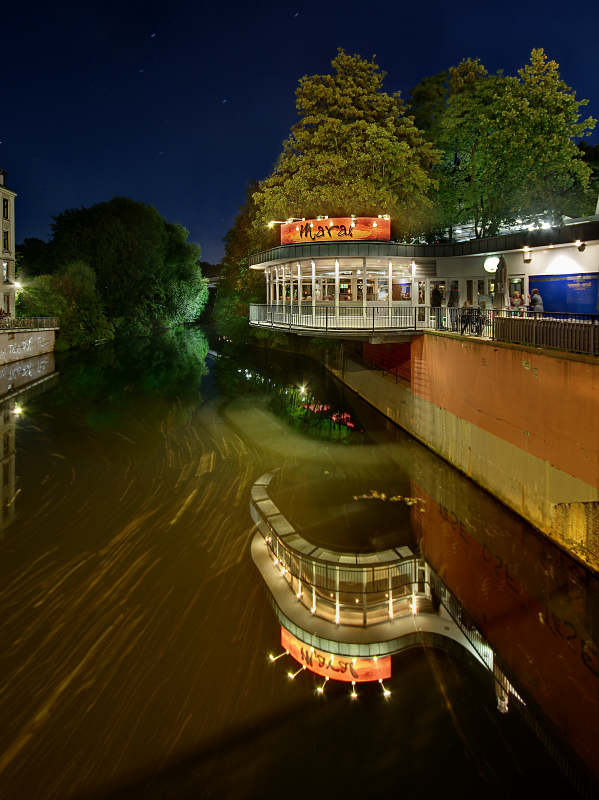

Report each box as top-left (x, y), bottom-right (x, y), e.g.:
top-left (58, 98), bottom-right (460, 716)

top-left (249, 304), bottom-right (599, 356)
top-left (0, 317), bottom-right (60, 330)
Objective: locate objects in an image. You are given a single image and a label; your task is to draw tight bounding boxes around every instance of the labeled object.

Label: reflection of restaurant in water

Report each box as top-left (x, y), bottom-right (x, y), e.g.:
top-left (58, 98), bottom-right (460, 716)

top-left (250, 363), bottom-right (599, 793)
top-left (249, 215), bottom-right (599, 328)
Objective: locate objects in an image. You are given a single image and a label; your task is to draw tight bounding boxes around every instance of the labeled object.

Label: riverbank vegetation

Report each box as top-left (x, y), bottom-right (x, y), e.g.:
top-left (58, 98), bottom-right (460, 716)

top-left (16, 197), bottom-right (209, 349)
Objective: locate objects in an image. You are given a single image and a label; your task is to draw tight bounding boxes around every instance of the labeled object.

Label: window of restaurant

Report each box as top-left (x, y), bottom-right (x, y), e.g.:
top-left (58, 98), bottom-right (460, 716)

top-left (392, 279), bottom-right (412, 301)
top-left (509, 277), bottom-right (524, 299)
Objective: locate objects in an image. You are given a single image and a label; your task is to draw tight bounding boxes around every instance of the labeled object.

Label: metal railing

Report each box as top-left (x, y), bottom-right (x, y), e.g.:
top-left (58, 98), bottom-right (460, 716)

top-left (493, 309), bottom-right (599, 356)
top-left (249, 304), bottom-right (599, 356)
top-left (0, 316), bottom-right (59, 330)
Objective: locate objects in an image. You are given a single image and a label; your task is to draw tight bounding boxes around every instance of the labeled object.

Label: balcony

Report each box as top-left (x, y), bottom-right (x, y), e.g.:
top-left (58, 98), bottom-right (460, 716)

top-left (249, 304), bottom-right (599, 356)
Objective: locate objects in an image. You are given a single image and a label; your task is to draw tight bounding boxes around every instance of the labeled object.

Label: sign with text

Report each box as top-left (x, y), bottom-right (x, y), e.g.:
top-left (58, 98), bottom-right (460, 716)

top-left (281, 627), bottom-right (391, 683)
top-left (280, 216), bottom-right (391, 245)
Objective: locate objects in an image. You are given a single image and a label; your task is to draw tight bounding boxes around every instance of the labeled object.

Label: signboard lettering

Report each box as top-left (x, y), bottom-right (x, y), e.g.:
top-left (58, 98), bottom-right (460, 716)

top-left (280, 627), bottom-right (391, 682)
top-left (281, 216), bottom-right (391, 245)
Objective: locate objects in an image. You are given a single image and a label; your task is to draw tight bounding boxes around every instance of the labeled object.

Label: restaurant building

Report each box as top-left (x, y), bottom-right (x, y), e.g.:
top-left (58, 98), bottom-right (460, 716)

top-left (249, 215), bottom-right (599, 337)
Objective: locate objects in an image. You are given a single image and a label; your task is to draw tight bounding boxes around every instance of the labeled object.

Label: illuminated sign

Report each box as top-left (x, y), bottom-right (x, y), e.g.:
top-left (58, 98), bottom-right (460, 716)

top-left (281, 216), bottom-right (391, 245)
top-left (483, 256), bottom-right (500, 273)
top-left (281, 627), bottom-right (391, 683)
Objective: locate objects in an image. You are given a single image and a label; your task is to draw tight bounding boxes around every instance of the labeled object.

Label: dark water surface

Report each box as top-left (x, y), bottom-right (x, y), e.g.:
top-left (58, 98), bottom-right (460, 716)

top-left (0, 328), bottom-right (595, 799)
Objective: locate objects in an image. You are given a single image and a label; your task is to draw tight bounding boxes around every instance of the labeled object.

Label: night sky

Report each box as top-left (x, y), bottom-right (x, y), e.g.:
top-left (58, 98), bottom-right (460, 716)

top-left (5, 0), bottom-right (599, 264)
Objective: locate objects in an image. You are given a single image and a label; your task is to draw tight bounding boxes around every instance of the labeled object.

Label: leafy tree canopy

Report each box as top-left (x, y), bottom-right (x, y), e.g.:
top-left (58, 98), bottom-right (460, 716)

top-left (252, 49), bottom-right (439, 240)
top-left (16, 260), bottom-right (114, 350)
top-left (213, 182), bottom-right (278, 342)
top-left (22, 197), bottom-right (208, 339)
top-left (410, 49), bottom-right (596, 238)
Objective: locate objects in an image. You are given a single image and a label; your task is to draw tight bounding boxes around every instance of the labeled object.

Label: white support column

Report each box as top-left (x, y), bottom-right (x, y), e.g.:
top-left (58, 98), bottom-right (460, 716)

top-left (335, 259), bottom-right (340, 320)
top-left (275, 267), bottom-right (280, 311)
top-left (335, 566), bottom-right (340, 625)
top-left (297, 262), bottom-right (302, 317)
top-left (388, 260), bottom-right (393, 321)
top-left (311, 261), bottom-right (316, 317)
top-left (265, 269), bottom-right (269, 307)
top-left (362, 258), bottom-right (367, 318)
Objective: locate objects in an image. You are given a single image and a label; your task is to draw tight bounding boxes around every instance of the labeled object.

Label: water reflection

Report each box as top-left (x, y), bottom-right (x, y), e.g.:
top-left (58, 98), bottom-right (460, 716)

top-left (0, 327), bottom-right (595, 799)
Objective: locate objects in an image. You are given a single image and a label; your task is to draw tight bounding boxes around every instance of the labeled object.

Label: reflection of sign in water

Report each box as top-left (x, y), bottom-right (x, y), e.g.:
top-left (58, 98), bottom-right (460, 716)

top-left (281, 216), bottom-right (391, 245)
top-left (281, 627), bottom-right (391, 682)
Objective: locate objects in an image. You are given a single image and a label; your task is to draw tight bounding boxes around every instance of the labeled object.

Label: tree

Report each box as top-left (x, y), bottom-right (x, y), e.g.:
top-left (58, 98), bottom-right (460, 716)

top-left (252, 49), bottom-right (439, 240)
top-left (407, 71), bottom-right (447, 138)
top-left (16, 260), bottom-right (114, 349)
top-left (429, 50), bottom-right (596, 237)
top-left (15, 238), bottom-right (51, 278)
top-left (41, 197), bottom-right (208, 333)
top-left (214, 182), bottom-right (275, 341)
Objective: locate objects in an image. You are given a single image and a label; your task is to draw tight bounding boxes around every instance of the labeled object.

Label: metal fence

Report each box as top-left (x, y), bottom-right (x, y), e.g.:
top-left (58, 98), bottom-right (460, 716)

top-left (493, 310), bottom-right (599, 356)
top-left (0, 317), bottom-right (59, 330)
top-left (249, 304), bottom-right (599, 356)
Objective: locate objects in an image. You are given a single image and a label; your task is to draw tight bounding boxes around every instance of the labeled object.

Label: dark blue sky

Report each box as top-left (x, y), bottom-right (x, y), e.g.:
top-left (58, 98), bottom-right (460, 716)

top-left (5, 0), bottom-right (598, 264)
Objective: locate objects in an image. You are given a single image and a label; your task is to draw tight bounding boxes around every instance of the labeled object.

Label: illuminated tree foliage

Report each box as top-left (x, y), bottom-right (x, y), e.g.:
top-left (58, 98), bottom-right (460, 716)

top-left (27, 197), bottom-right (208, 338)
top-left (213, 183), bottom-right (281, 342)
top-left (252, 49), bottom-right (439, 240)
top-left (410, 49), bottom-right (596, 238)
top-left (16, 260), bottom-right (114, 349)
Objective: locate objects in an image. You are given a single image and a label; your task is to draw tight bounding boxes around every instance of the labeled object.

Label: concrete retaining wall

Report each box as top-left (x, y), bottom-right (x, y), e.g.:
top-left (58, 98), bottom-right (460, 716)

top-left (0, 329), bottom-right (56, 365)
top-left (334, 334), bottom-right (599, 571)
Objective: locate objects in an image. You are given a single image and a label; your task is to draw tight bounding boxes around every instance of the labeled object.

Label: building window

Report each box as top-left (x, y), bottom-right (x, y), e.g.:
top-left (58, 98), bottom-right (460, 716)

top-left (3, 295), bottom-right (9, 314)
top-left (2, 199), bottom-right (8, 220)
top-left (2, 262), bottom-right (6, 283)
top-left (2, 230), bottom-right (8, 252)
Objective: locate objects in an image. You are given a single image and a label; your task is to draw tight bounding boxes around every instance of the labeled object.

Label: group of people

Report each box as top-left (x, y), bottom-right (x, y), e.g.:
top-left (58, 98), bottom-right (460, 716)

top-left (509, 288), bottom-right (544, 313)
top-left (430, 283), bottom-right (545, 333)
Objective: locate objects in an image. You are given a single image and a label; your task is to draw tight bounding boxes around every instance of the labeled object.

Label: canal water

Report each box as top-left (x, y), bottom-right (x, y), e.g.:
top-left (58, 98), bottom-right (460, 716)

top-left (0, 327), bottom-right (596, 799)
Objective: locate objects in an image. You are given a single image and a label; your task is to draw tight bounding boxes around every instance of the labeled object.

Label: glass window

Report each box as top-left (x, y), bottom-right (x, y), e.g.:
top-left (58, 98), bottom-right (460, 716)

top-left (339, 281), bottom-right (352, 301)
top-left (392, 279), bottom-right (411, 300)
top-left (2, 230), bottom-right (8, 251)
top-left (2, 199), bottom-right (8, 220)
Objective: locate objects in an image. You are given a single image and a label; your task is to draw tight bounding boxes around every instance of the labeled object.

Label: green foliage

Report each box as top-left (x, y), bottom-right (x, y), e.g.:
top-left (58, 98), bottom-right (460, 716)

top-left (407, 71), bottom-right (448, 138)
top-left (416, 49), bottom-right (596, 238)
top-left (578, 142), bottom-right (599, 205)
top-left (16, 260), bottom-right (114, 349)
top-left (252, 49), bottom-right (439, 240)
top-left (213, 182), bottom-right (277, 342)
top-left (33, 197), bottom-right (208, 337)
top-left (15, 238), bottom-right (51, 278)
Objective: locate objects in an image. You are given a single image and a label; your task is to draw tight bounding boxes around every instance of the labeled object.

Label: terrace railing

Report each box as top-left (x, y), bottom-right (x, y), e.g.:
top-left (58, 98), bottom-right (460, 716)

top-left (249, 304), bottom-right (599, 356)
top-left (493, 310), bottom-right (599, 356)
top-left (0, 316), bottom-right (59, 330)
